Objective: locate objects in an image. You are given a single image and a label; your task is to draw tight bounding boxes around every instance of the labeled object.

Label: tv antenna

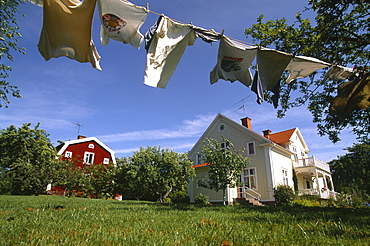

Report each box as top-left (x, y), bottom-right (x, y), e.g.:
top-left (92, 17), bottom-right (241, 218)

top-left (234, 96), bottom-right (250, 116)
top-left (71, 122), bottom-right (83, 136)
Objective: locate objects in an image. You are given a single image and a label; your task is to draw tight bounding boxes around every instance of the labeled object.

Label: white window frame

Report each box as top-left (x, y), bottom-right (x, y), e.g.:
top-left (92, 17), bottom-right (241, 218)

top-left (246, 141), bottom-right (256, 156)
top-left (196, 154), bottom-right (203, 165)
top-left (282, 169), bottom-right (289, 186)
top-left (65, 151), bottom-right (72, 158)
top-left (196, 178), bottom-right (205, 189)
top-left (242, 167), bottom-right (257, 189)
top-left (103, 158), bottom-right (110, 164)
top-left (84, 152), bottom-right (95, 165)
top-left (88, 144), bottom-right (95, 149)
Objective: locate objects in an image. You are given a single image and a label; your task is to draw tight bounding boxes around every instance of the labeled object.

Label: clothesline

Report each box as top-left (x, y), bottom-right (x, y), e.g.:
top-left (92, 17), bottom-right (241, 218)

top-left (29, 0), bottom-right (354, 91)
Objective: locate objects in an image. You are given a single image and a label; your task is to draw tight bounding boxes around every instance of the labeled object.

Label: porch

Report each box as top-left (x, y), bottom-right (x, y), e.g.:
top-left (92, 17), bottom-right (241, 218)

top-left (294, 155), bottom-right (335, 199)
top-left (293, 155), bottom-right (330, 173)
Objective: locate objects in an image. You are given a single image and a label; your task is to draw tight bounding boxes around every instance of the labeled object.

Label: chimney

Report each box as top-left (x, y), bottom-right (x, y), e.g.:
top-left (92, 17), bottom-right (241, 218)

top-left (77, 135), bottom-right (86, 139)
top-left (241, 117), bottom-right (252, 130)
top-left (263, 130), bottom-right (272, 139)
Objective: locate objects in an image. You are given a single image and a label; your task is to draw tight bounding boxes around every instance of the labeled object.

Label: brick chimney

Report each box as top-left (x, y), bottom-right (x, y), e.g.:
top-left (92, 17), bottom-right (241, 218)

top-left (263, 130), bottom-right (272, 139)
top-left (77, 135), bottom-right (86, 139)
top-left (241, 117), bottom-right (252, 130)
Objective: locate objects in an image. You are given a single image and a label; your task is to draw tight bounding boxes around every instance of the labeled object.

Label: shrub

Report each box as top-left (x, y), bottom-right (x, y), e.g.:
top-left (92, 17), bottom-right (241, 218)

top-left (170, 191), bottom-right (190, 204)
top-left (194, 193), bottom-right (209, 205)
top-left (273, 185), bottom-right (295, 206)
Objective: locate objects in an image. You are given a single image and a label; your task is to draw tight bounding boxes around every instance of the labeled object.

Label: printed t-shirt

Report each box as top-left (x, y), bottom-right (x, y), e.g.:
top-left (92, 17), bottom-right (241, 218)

top-left (144, 17), bottom-right (197, 89)
top-left (97, 0), bottom-right (148, 49)
top-left (210, 37), bottom-right (257, 87)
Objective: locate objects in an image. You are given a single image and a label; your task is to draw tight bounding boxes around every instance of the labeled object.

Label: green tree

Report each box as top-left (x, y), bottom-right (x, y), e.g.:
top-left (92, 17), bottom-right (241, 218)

top-left (244, 0), bottom-right (369, 143)
top-left (1, 0), bottom-right (25, 107)
top-left (85, 162), bottom-right (117, 199)
top-left (115, 146), bottom-right (195, 202)
top-left (328, 139), bottom-right (370, 197)
top-left (52, 159), bottom-right (88, 197)
top-left (197, 137), bottom-right (250, 205)
top-left (0, 123), bottom-right (58, 195)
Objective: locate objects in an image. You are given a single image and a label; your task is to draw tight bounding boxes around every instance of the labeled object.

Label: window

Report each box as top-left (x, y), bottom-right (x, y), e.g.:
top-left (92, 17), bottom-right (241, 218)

top-left (65, 151), bottom-right (72, 158)
top-left (196, 178), bottom-right (205, 188)
top-left (292, 146), bottom-right (297, 153)
top-left (84, 152), bottom-right (95, 164)
top-left (246, 141), bottom-right (255, 156)
top-left (282, 169), bottom-right (289, 185)
top-left (218, 124), bottom-right (225, 132)
top-left (196, 154), bottom-right (203, 165)
top-left (103, 158), bottom-right (109, 164)
top-left (242, 167), bottom-right (257, 189)
top-left (88, 144), bottom-right (95, 149)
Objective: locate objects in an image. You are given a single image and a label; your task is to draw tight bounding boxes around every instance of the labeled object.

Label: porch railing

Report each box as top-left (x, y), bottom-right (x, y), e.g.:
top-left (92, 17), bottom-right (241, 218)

top-left (298, 189), bottom-right (320, 196)
top-left (240, 188), bottom-right (262, 201)
top-left (294, 155), bottom-right (331, 172)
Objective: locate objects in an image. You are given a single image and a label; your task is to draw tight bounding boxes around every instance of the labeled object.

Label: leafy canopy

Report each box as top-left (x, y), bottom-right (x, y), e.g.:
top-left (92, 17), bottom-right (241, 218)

top-left (0, 123), bottom-right (57, 195)
top-left (245, 0), bottom-right (369, 143)
top-left (197, 137), bottom-right (250, 204)
top-left (328, 139), bottom-right (370, 197)
top-left (115, 146), bottom-right (195, 202)
top-left (0, 0), bottom-right (25, 108)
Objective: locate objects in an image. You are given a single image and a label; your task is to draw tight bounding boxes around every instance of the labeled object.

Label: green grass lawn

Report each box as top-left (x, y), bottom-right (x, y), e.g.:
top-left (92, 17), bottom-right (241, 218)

top-left (1, 195), bottom-right (369, 245)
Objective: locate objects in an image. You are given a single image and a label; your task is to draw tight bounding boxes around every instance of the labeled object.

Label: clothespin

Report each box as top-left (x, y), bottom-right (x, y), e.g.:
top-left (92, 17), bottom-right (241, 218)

top-left (221, 29), bottom-right (225, 36)
top-left (146, 3), bottom-right (149, 12)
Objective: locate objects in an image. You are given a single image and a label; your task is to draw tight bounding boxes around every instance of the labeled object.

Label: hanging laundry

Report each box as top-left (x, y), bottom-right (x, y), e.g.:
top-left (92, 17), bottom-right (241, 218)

top-left (251, 71), bottom-right (263, 104)
top-left (330, 73), bottom-right (370, 121)
top-left (38, 0), bottom-right (101, 70)
top-left (251, 47), bottom-right (293, 107)
top-left (210, 37), bottom-right (257, 87)
top-left (144, 16), bottom-right (197, 89)
top-left (251, 70), bottom-right (280, 108)
top-left (257, 47), bottom-right (293, 91)
top-left (323, 65), bottom-right (353, 81)
top-left (97, 0), bottom-right (148, 49)
top-left (285, 55), bottom-right (330, 83)
top-left (26, 0), bottom-right (43, 6)
top-left (144, 15), bottom-right (163, 51)
top-left (190, 25), bottom-right (221, 43)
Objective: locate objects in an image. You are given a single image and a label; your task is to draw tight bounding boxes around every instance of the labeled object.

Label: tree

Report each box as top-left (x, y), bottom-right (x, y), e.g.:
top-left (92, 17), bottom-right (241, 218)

top-left (85, 162), bottom-right (117, 199)
top-left (197, 137), bottom-right (250, 205)
top-left (244, 0), bottom-right (369, 143)
top-left (115, 146), bottom-right (195, 202)
top-left (1, 0), bottom-right (25, 107)
top-left (328, 139), bottom-right (370, 197)
top-left (0, 123), bottom-right (58, 195)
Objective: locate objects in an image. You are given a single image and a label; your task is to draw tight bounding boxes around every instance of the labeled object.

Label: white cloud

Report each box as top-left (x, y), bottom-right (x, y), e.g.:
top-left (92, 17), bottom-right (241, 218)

top-left (98, 113), bottom-right (216, 143)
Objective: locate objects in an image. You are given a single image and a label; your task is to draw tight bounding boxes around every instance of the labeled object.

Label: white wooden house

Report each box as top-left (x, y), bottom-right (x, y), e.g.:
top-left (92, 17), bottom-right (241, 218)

top-left (187, 113), bottom-right (335, 205)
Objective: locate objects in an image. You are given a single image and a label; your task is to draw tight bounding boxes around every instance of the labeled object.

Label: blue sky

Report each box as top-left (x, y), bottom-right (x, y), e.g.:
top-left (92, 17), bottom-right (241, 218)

top-left (1, 0), bottom-right (357, 162)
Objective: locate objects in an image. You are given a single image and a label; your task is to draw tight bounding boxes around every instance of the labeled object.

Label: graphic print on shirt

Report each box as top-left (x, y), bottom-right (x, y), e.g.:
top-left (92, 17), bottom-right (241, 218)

top-left (102, 14), bottom-right (127, 34)
top-left (221, 56), bottom-right (243, 72)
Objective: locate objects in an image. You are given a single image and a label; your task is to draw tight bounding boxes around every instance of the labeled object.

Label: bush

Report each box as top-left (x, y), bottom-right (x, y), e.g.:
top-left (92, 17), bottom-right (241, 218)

top-left (169, 191), bottom-right (190, 204)
top-left (194, 193), bottom-right (209, 205)
top-left (273, 185), bottom-right (295, 206)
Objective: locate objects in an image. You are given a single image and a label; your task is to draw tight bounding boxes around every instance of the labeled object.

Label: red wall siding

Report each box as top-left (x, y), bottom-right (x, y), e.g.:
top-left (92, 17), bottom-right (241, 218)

top-left (61, 141), bottom-right (113, 165)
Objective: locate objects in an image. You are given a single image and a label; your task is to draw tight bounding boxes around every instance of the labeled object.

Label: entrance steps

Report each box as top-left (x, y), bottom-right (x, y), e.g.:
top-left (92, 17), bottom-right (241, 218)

top-left (234, 197), bottom-right (265, 206)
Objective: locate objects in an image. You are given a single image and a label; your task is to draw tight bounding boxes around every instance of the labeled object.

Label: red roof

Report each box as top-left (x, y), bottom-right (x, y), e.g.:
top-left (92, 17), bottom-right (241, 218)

top-left (192, 162), bottom-right (210, 168)
top-left (268, 128), bottom-right (295, 144)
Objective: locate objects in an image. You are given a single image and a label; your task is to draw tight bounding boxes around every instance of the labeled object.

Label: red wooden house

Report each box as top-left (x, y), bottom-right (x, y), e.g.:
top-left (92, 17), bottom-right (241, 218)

top-left (56, 135), bottom-right (116, 166)
top-left (48, 135), bottom-right (117, 196)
